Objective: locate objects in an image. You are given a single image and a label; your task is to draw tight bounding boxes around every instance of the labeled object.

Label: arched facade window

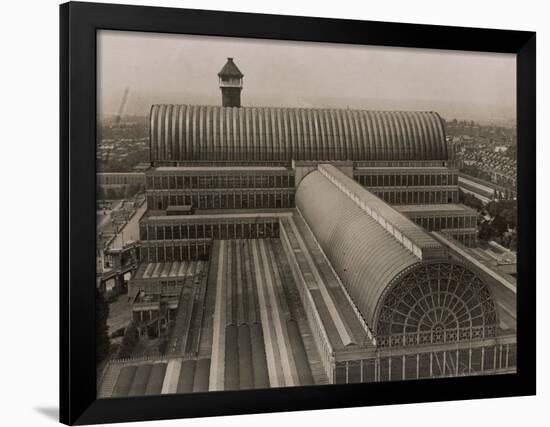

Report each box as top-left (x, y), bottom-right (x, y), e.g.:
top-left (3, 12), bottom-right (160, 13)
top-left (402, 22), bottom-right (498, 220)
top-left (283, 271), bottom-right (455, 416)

top-left (374, 262), bottom-right (498, 347)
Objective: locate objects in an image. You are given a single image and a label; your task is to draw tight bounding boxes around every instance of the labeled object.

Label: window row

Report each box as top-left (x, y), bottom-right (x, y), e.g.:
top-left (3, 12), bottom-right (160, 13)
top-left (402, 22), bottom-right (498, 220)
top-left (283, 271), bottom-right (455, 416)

top-left (369, 189), bottom-right (459, 205)
top-left (355, 172), bottom-right (457, 187)
top-left (146, 173), bottom-right (295, 190)
top-left (409, 214), bottom-right (478, 231)
top-left (98, 174), bottom-right (145, 185)
top-left (140, 221), bottom-right (280, 241)
top-left (147, 191), bottom-right (295, 210)
top-left (140, 243), bottom-right (210, 263)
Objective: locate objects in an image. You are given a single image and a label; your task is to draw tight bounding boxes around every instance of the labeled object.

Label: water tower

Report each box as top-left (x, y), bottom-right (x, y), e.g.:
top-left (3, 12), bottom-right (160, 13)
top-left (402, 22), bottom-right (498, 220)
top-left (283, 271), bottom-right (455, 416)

top-left (218, 57), bottom-right (244, 107)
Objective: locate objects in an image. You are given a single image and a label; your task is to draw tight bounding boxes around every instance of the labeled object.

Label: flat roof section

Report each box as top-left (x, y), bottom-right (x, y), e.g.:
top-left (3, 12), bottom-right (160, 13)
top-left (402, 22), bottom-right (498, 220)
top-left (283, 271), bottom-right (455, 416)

top-left (396, 203), bottom-right (477, 216)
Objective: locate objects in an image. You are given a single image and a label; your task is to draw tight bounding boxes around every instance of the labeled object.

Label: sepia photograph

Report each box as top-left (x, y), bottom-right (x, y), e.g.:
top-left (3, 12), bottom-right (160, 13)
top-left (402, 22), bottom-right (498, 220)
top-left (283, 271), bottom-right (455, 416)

top-left (95, 30), bottom-right (517, 398)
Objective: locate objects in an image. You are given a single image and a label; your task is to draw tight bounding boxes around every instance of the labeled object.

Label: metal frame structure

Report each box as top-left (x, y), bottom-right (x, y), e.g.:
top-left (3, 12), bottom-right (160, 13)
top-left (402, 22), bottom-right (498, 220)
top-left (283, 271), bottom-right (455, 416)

top-left (374, 262), bottom-right (498, 347)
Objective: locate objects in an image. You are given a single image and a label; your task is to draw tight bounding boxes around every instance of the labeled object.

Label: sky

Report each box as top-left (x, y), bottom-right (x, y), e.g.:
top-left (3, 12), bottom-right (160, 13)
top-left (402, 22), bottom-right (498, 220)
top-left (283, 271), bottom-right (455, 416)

top-left (97, 30), bottom-right (516, 124)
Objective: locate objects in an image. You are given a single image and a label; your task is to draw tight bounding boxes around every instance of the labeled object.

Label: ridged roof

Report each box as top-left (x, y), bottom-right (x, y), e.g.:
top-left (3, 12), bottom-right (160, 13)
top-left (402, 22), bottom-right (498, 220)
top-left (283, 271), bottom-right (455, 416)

top-left (149, 105), bottom-right (447, 162)
top-left (295, 169), bottom-right (422, 326)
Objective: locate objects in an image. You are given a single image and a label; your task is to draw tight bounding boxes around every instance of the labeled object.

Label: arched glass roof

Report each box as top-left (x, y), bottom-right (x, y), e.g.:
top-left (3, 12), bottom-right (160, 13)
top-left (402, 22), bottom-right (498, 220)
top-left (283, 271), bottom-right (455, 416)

top-left (295, 167), bottom-right (497, 344)
top-left (296, 169), bottom-right (421, 326)
top-left (149, 105), bottom-right (448, 162)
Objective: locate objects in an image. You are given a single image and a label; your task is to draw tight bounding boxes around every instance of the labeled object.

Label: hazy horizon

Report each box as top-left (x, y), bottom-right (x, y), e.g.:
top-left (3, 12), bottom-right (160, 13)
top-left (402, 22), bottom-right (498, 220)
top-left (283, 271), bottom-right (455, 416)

top-left (98, 30), bottom-right (516, 125)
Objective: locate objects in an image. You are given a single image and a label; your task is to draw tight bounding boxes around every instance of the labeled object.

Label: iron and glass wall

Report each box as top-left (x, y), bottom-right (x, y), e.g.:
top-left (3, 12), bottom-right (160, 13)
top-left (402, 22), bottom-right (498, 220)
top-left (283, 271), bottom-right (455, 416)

top-left (333, 337), bottom-right (516, 383)
top-left (404, 212), bottom-right (477, 247)
top-left (354, 168), bottom-right (459, 205)
top-left (146, 190), bottom-right (295, 211)
top-left (366, 187), bottom-right (459, 204)
top-left (139, 240), bottom-right (211, 262)
top-left (145, 172), bottom-right (295, 190)
top-left (139, 218), bottom-right (280, 241)
top-left (405, 212), bottom-right (477, 231)
top-left (145, 169), bottom-right (295, 210)
top-left (354, 170), bottom-right (458, 187)
top-left (138, 218), bottom-right (281, 262)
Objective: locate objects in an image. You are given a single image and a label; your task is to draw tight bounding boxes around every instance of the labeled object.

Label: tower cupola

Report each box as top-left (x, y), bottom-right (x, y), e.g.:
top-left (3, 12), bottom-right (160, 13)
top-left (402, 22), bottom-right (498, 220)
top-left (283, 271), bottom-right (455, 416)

top-left (218, 57), bottom-right (243, 107)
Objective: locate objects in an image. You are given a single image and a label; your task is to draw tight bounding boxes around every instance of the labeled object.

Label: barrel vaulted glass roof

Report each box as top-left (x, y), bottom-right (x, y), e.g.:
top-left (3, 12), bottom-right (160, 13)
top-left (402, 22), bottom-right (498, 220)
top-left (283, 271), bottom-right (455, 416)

top-left (150, 105), bottom-right (448, 162)
top-left (295, 168), bottom-right (422, 327)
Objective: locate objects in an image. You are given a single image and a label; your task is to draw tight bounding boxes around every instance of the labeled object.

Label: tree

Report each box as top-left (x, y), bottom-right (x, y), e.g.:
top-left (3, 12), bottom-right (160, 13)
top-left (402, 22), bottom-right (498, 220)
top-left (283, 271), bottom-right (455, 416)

top-left (96, 286), bottom-right (110, 365)
top-left (478, 222), bottom-right (495, 241)
top-left (492, 214), bottom-right (509, 235)
top-left (486, 201), bottom-right (500, 217)
top-left (118, 322), bottom-right (139, 358)
top-left (501, 208), bottom-right (517, 229)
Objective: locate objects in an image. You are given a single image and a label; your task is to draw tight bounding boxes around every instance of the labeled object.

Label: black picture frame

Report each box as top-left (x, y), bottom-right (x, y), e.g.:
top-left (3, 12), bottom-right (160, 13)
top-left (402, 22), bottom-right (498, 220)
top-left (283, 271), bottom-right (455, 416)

top-left (60, 1), bottom-right (536, 425)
